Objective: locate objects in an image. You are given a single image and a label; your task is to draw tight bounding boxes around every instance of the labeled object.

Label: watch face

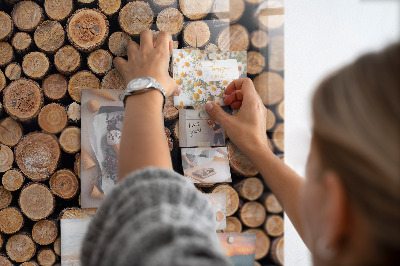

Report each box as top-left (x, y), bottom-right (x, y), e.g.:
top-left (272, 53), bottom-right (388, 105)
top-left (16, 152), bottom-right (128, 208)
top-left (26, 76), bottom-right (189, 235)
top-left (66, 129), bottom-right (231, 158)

top-left (130, 77), bottom-right (151, 90)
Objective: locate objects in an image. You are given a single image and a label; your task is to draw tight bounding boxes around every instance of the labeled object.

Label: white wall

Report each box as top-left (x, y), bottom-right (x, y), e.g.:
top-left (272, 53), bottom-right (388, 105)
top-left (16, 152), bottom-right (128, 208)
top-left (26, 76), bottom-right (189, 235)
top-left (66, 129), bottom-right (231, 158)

top-left (284, 0), bottom-right (399, 265)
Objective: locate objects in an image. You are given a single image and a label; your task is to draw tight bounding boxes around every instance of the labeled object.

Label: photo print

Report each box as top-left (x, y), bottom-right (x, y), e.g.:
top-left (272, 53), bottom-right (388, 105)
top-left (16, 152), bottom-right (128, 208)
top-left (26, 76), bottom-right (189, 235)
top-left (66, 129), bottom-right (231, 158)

top-left (205, 193), bottom-right (226, 230)
top-left (218, 233), bottom-right (257, 266)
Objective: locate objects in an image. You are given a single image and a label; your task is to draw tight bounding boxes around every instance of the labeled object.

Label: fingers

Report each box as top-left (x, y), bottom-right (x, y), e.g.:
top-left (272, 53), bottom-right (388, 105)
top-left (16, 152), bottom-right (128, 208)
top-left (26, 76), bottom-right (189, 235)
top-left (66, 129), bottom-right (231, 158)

top-left (223, 90), bottom-right (243, 106)
top-left (205, 102), bottom-right (232, 128)
top-left (139, 29), bottom-right (154, 52)
top-left (113, 57), bottom-right (128, 73)
top-left (126, 40), bottom-right (139, 57)
top-left (224, 78), bottom-right (256, 97)
top-left (155, 31), bottom-right (172, 55)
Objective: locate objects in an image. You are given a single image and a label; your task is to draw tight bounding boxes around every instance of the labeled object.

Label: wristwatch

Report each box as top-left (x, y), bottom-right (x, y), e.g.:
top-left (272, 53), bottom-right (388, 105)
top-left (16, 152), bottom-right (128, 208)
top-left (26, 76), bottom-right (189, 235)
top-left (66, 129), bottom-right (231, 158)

top-left (119, 77), bottom-right (166, 107)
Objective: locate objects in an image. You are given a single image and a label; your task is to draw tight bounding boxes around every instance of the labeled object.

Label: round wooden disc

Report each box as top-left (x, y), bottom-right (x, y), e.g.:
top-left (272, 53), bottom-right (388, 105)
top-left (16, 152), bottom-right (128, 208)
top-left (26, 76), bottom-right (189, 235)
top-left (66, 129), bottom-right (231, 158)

top-left (44, 0), bottom-right (74, 21)
top-left (19, 183), bottom-right (55, 220)
top-left (54, 45), bottom-right (81, 75)
top-left (239, 201), bottom-right (266, 227)
top-left (257, 1), bottom-right (284, 30)
top-left (243, 228), bottom-right (270, 260)
top-left (152, 0), bottom-right (176, 8)
top-left (38, 103), bottom-right (68, 134)
top-left (0, 42), bottom-right (14, 67)
top-left (234, 177), bottom-right (264, 201)
top-left (42, 74), bottom-right (68, 101)
top-left (37, 249), bottom-right (56, 266)
top-left (183, 21), bottom-right (210, 48)
top-left (247, 51), bottom-right (266, 75)
top-left (67, 102), bottom-right (81, 122)
top-left (251, 30), bottom-right (269, 49)
top-left (32, 220), bottom-right (58, 245)
top-left (11, 32), bottom-right (32, 53)
top-left (59, 126), bottom-right (81, 154)
top-left (156, 8), bottom-right (184, 36)
top-left (265, 215), bottom-right (284, 237)
top-left (15, 132), bottom-right (60, 181)
top-left (163, 95), bottom-right (179, 120)
top-left (217, 24), bottom-right (249, 51)
top-left (180, 0), bottom-right (213, 20)
top-left (269, 35), bottom-right (284, 72)
top-left (101, 68), bottom-right (125, 90)
top-left (277, 100), bottom-right (284, 120)
top-left (67, 8), bottom-right (109, 52)
top-left (68, 70), bottom-right (100, 102)
top-left (266, 108), bottom-right (276, 131)
top-left (0, 11), bottom-right (13, 41)
top-left (53, 237), bottom-right (61, 256)
top-left (50, 169), bottom-right (79, 199)
top-left (212, 184), bottom-right (239, 216)
top-left (0, 207), bottom-right (24, 234)
top-left (34, 20), bottom-right (65, 53)
top-left (0, 144), bottom-right (13, 172)
top-left (272, 123), bottom-right (284, 152)
top-left (20, 261), bottom-right (39, 266)
top-left (0, 186), bottom-right (12, 210)
top-left (108, 31), bottom-right (131, 57)
top-left (6, 233), bottom-right (36, 263)
top-left (227, 141), bottom-right (259, 177)
top-left (271, 236), bottom-right (284, 265)
top-left (263, 193), bottom-right (283, 213)
top-left (119, 2), bottom-right (153, 36)
top-left (0, 117), bottom-right (23, 147)
top-left (2, 169), bottom-right (24, 191)
top-left (87, 49), bottom-right (113, 75)
top-left (12, 1), bottom-right (44, 32)
top-left (0, 255), bottom-right (12, 266)
top-left (0, 69), bottom-right (5, 92)
top-left (223, 216), bottom-right (242, 233)
top-left (5, 62), bottom-right (22, 81)
top-left (22, 52), bottom-right (50, 79)
top-left (213, 0), bottom-right (245, 23)
top-left (98, 0), bottom-right (121, 16)
top-left (254, 72), bottom-right (284, 106)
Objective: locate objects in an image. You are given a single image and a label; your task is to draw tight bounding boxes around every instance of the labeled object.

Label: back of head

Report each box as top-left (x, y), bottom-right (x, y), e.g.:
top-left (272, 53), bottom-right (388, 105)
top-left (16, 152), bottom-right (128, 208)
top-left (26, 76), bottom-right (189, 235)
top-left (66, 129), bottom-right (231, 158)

top-left (312, 43), bottom-right (400, 264)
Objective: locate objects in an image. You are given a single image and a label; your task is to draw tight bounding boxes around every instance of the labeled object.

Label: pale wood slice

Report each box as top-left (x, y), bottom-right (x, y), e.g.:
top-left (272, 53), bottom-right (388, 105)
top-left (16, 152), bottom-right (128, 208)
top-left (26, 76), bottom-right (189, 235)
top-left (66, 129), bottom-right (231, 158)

top-left (213, 0), bottom-right (245, 23)
top-left (49, 169), bottom-right (79, 199)
top-left (0, 144), bottom-right (13, 172)
top-left (269, 35), bottom-right (284, 72)
top-left (67, 102), bottom-right (81, 122)
top-left (157, 8), bottom-right (184, 36)
top-left (19, 183), bottom-right (55, 221)
top-left (12, 1), bottom-right (44, 32)
top-left (254, 72), bottom-right (284, 106)
top-left (22, 52), bottom-right (50, 80)
top-left (53, 237), bottom-right (61, 256)
top-left (86, 99), bottom-right (100, 113)
top-left (67, 8), bottom-right (109, 52)
top-left (32, 220), bottom-right (58, 245)
top-left (183, 21), bottom-right (210, 48)
top-left (42, 74), bottom-right (68, 101)
top-left (38, 103), bottom-right (68, 134)
top-left (222, 216), bottom-right (242, 233)
top-left (68, 71), bottom-right (100, 103)
top-left (98, 0), bottom-right (121, 16)
top-left (180, 0), bottom-right (213, 20)
top-left (257, 1), bottom-right (284, 30)
top-left (37, 248), bottom-right (56, 266)
top-left (243, 228), bottom-right (270, 260)
top-left (34, 20), bottom-right (65, 53)
top-left (239, 201), bottom-right (266, 227)
top-left (172, 120), bottom-right (179, 141)
top-left (272, 122), bottom-right (284, 152)
top-left (44, 0), bottom-right (74, 21)
top-left (119, 2), bottom-right (153, 36)
top-left (5, 62), bottom-right (22, 81)
top-left (251, 29), bottom-right (269, 49)
top-left (15, 132), bottom-right (60, 181)
top-left (0, 70), bottom-right (5, 92)
top-left (212, 184), bottom-right (239, 216)
top-left (81, 147), bottom-right (96, 170)
top-left (108, 31), bottom-right (131, 57)
top-left (87, 49), bottom-right (113, 75)
top-left (217, 24), bottom-right (249, 51)
top-left (266, 108), bottom-right (276, 131)
top-left (0, 255), bottom-right (12, 266)
top-left (152, 0), bottom-right (176, 8)
top-left (101, 68), bottom-right (125, 90)
top-left (11, 32), bottom-right (32, 54)
top-left (227, 141), bottom-right (259, 177)
top-left (265, 214), bottom-right (284, 237)
top-left (0, 42), bottom-right (14, 67)
top-left (163, 95), bottom-right (179, 120)
top-left (234, 177), bottom-right (264, 201)
top-left (59, 126), bottom-right (81, 154)
top-left (0, 117), bottom-right (23, 147)
top-left (270, 235), bottom-right (284, 265)
top-left (262, 193), bottom-right (283, 214)
top-left (277, 100), bottom-right (284, 120)
top-left (2, 169), bottom-right (24, 191)
top-left (74, 153), bottom-right (81, 178)
top-left (0, 11), bottom-right (13, 41)
top-left (90, 89), bottom-right (116, 101)
top-left (0, 207), bottom-right (24, 234)
top-left (0, 186), bottom-right (12, 210)
top-left (247, 51), bottom-right (265, 75)
top-left (54, 45), bottom-right (82, 75)
top-left (6, 233), bottom-right (36, 263)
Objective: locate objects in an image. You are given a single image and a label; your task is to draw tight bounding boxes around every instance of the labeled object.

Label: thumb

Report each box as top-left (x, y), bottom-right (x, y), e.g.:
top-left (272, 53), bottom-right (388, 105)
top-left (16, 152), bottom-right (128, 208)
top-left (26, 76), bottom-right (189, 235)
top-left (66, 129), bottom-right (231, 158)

top-left (205, 102), bottom-right (231, 128)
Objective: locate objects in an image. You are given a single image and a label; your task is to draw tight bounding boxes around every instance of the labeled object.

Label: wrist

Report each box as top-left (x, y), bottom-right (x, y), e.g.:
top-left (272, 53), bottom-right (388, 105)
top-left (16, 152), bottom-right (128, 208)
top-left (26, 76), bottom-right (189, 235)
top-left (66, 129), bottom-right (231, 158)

top-left (125, 90), bottom-right (164, 110)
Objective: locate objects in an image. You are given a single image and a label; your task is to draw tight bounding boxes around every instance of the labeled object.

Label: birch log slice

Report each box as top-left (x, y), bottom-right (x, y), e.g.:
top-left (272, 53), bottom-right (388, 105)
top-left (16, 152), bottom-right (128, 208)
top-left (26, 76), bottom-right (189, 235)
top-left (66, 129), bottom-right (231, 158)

top-left (108, 31), bottom-right (131, 57)
top-left (272, 122), bottom-right (284, 152)
top-left (223, 216), bottom-right (242, 233)
top-left (243, 228), bottom-right (270, 260)
top-left (5, 62), bottom-right (22, 81)
top-left (0, 11), bottom-right (13, 41)
top-left (38, 103), bottom-right (68, 134)
top-left (179, 0), bottom-right (213, 20)
top-left (6, 233), bottom-right (36, 263)
top-left (0, 144), bottom-right (13, 172)
top-left (42, 74), bottom-right (68, 101)
top-left (254, 72), bottom-right (284, 106)
top-left (101, 68), bottom-right (125, 90)
top-left (68, 71), bottom-right (100, 103)
top-left (12, 32), bottom-right (32, 54)
top-left (269, 35), bottom-right (284, 72)
top-left (19, 183), bottom-right (55, 220)
top-left (44, 0), bottom-right (74, 21)
top-left (212, 184), bottom-right (239, 216)
top-left (12, 1), bottom-right (44, 32)
top-left (266, 108), bottom-right (276, 131)
top-left (37, 249), bottom-right (56, 266)
top-left (156, 8), bottom-right (184, 36)
top-left (0, 207), bottom-right (24, 234)
top-left (87, 49), bottom-right (113, 75)
top-left (271, 236), bottom-right (284, 265)
top-left (0, 186), bottom-right (12, 210)
top-left (234, 177), bottom-right (264, 201)
top-left (251, 30), bottom-right (269, 49)
top-left (15, 132), bottom-right (60, 181)
top-left (227, 141), bottom-right (259, 177)
top-left (50, 169), bottom-right (79, 199)
top-left (67, 102), bottom-right (81, 122)
top-left (265, 214), bottom-right (284, 237)
top-left (0, 42), bottom-right (14, 67)
top-left (34, 20), bottom-right (65, 53)
top-left (59, 126), bottom-right (81, 154)
top-left (213, 0), bottom-right (245, 24)
top-left (239, 201), bottom-right (266, 227)
top-left (119, 2), bottom-right (153, 36)
top-left (0, 70), bottom-right (5, 92)
top-left (2, 169), bottom-right (24, 191)
top-left (183, 21), bottom-right (210, 48)
top-left (277, 100), bottom-right (284, 120)
top-left (247, 51), bottom-right (265, 75)
top-left (54, 45), bottom-right (82, 75)
top-left (217, 24), bottom-right (249, 51)
top-left (32, 220), bottom-right (58, 245)
top-left (0, 117), bottom-right (23, 147)
top-left (22, 52), bottom-right (50, 80)
top-left (257, 1), bottom-right (284, 30)
top-left (98, 0), bottom-right (121, 17)
top-left (67, 8), bottom-right (109, 52)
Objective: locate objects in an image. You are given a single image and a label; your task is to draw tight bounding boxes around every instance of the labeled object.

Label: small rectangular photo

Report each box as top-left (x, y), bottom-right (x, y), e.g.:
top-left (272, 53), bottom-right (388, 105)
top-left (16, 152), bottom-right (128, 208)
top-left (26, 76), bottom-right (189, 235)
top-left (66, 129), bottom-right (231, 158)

top-left (205, 193), bottom-right (226, 230)
top-left (181, 147), bottom-right (231, 183)
top-left (61, 219), bottom-right (92, 266)
top-left (218, 233), bottom-right (257, 266)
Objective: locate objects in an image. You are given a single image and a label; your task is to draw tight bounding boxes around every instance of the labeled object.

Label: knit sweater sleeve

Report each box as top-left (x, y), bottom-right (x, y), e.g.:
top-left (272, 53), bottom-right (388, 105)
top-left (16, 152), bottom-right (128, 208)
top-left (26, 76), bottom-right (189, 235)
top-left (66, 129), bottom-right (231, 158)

top-left (80, 167), bottom-right (232, 266)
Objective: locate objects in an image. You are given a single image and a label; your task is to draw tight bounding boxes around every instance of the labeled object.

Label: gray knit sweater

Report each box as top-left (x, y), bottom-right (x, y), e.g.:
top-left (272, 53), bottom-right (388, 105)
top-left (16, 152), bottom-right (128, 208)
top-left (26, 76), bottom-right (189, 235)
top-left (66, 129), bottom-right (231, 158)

top-left (81, 167), bottom-right (232, 266)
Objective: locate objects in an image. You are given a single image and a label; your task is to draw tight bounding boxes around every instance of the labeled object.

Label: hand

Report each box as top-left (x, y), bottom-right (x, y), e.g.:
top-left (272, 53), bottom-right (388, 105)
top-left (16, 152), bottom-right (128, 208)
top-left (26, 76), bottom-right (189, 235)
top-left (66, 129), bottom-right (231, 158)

top-left (189, 162), bottom-right (197, 167)
top-left (113, 30), bottom-right (178, 97)
top-left (206, 78), bottom-right (271, 157)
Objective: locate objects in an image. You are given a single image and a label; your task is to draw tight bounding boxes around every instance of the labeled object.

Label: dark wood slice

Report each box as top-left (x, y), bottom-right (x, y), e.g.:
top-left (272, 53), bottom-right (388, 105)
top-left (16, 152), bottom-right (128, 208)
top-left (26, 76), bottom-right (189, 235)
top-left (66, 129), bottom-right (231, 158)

top-left (0, 42), bottom-right (14, 67)
top-left (243, 228), bottom-right (270, 260)
top-left (254, 72), bottom-right (284, 106)
top-left (0, 11), bottom-right (13, 41)
top-left (87, 49), bottom-right (113, 75)
top-left (222, 216), bottom-right (242, 233)
top-left (272, 122), bottom-right (284, 152)
top-left (5, 62), bottom-right (22, 81)
top-left (0, 186), bottom-right (12, 210)
top-left (277, 100), bottom-right (284, 120)
top-left (227, 141), bottom-right (259, 177)
top-left (212, 184), bottom-right (239, 216)
top-left (152, 0), bottom-right (177, 8)
top-left (74, 153), bottom-right (81, 178)
top-left (0, 144), bottom-right (13, 173)
top-left (0, 70), bottom-right (5, 92)
top-left (119, 2), bottom-right (153, 36)
top-left (234, 177), bottom-right (264, 201)
top-left (108, 31), bottom-right (131, 57)
top-left (262, 193), bottom-right (283, 214)
top-left (180, 0), bottom-right (213, 20)
top-left (59, 126), bottom-right (81, 154)
top-left (183, 21), bottom-right (210, 48)
top-left (15, 132), bottom-right (60, 181)
top-left (251, 29), bottom-right (269, 49)
top-left (101, 68), bottom-right (125, 90)
top-left (12, 1), bottom-right (44, 32)
top-left (38, 103), bottom-right (68, 134)
top-left (217, 24), bottom-right (249, 51)
top-left (68, 70), bottom-right (100, 103)
top-left (19, 183), bottom-right (55, 221)
top-left (247, 51), bottom-right (266, 75)
top-left (269, 35), bottom-right (284, 72)
top-left (163, 95), bottom-right (179, 121)
top-left (42, 74), bottom-right (68, 101)
top-left (266, 108), bottom-right (276, 131)
top-left (265, 214), bottom-right (284, 237)
top-left (270, 235), bottom-right (284, 265)
top-left (213, 0), bottom-right (245, 24)
top-left (0, 117), bottom-right (23, 147)
top-left (32, 220), bottom-right (58, 245)
top-left (67, 102), bottom-right (81, 122)
top-left (0, 207), bottom-right (24, 234)
top-left (54, 45), bottom-right (82, 75)
top-left (239, 201), bottom-right (266, 227)
top-left (49, 169), bottom-right (79, 199)
top-left (44, 0), bottom-right (74, 21)
top-left (11, 32), bottom-right (32, 54)
top-left (22, 52), bottom-right (50, 80)
top-left (37, 248), bottom-right (56, 266)
top-left (156, 8), bottom-right (184, 36)
top-left (2, 169), bottom-right (24, 191)
top-left (98, 0), bottom-right (121, 17)
top-left (6, 233), bottom-right (36, 263)
top-left (53, 237), bottom-right (61, 256)
top-left (256, 1), bottom-right (284, 30)
top-left (34, 20), bottom-right (65, 53)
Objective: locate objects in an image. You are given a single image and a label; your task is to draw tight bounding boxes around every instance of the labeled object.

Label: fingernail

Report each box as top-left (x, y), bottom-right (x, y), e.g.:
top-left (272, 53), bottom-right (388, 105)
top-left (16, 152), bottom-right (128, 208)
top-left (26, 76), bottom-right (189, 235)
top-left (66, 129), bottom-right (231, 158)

top-left (206, 102), bottom-right (214, 112)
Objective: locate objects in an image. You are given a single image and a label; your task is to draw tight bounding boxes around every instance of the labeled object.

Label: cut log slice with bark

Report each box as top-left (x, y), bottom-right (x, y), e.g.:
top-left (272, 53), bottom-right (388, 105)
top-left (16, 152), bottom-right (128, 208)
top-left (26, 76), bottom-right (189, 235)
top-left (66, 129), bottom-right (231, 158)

top-left (180, 0), bottom-right (213, 20)
top-left (269, 35), bottom-right (284, 72)
top-left (54, 45), bottom-right (82, 75)
top-left (183, 21), bottom-right (210, 48)
top-left (270, 235), bottom-right (284, 265)
top-left (108, 31), bottom-right (131, 57)
top-left (67, 8), bottom-right (109, 52)
top-left (22, 52), bottom-right (50, 80)
top-left (243, 228), bottom-right (270, 260)
top-left (101, 68), bottom-right (125, 90)
top-left (212, 184), bottom-right (239, 216)
top-left (163, 95), bottom-right (179, 120)
top-left (156, 8), bottom-right (184, 36)
top-left (53, 237), bottom-right (61, 256)
top-left (247, 51), bottom-right (266, 75)
top-left (272, 122), bottom-right (284, 152)
top-left (227, 141), bottom-right (259, 177)
top-left (37, 248), bottom-right (57, 266)
top-left (87, 49), bottom-right (113, 75)
top-left (6, 233), bottom-right (36, 263)
top-left (239, 201), bottom-right (266, 227)
top-left (266, 108), bottom-right (276, 131)
top-left (12, 1), bottom-right (44, 32)
top-left (0, 186), bottom-right (12, 210)
top-left (11, 32), bottom-right (32, 54)
top-left (19, 183), bottom-right (55, 221)
top-left (49, 169), bottom-right (79, 199)
top-left (0, 144), bottom-right (13, 173)
top-left (20, 261), bottom-right (38, 266)
top-left (254, 72), bottom-right (284, 106)
top-left (42, 74), bottom-right (68, 101)
top-left (98, 0), bottom-right (121, 17)
top-left (0, 255), bottom-right (12, 266)
top-left (34, 20), bottom-right (65, 53)
top-left (152, 0), bottom-right (177, 8)
top-left (217, 24), bottom-right (249, 51)
top-left (0, 11), bottom-right (13, 41)
top-left (264, 214), bottom-right (284, 237)
top-left (234, 177), bottom-right (264, 201)
top-left (59, 126), bottom-right (81, 154)
top-left (213, 0), bottom-right (245, 24)
top-left (67, 102), bottom-right (81, 122)
top-left (81, 147), bottom-right (96, 170)
top-left (251, 30), bottom-right (269, 49)
top-left (32, 220), bottom-right (58, 245)
top-left (256, 1), bottom-right (284, 30)
top-left (2, 169), bottom-right (24, 191)
top-left (15, 132), bottom-right (60, 181)
top-left (68, 71), bottom-right (100, 103)
top-left (5, 62), bottom-right (22, 81)
top-left (0, 70), bottom-right (5, 92)
top-left (262, 193), bottom-right (283, 214)
top-left (74, 153), bottom-right (81, 178)
top-left (277, 100), bottom-right (284, 120)
top-left (0, 42), bottom-right (14, 67)
top-left (38, 103), bottom-right (68, 134)
top-left (44, 0), bottom-right (74, 21)
top-left (222, 216), bottom-right (242, 233)
top-left (119, 2), bottom-right (153, 36)
top-left (0, 207), bottom-right (24, 234)
top-left (0, 117), bottom-right (23, 147)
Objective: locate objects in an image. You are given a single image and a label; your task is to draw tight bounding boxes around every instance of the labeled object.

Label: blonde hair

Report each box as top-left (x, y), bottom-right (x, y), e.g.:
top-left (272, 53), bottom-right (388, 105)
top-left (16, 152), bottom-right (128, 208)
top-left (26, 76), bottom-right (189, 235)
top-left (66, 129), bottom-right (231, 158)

top-left (312, 43), bottom-right (400, 264)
